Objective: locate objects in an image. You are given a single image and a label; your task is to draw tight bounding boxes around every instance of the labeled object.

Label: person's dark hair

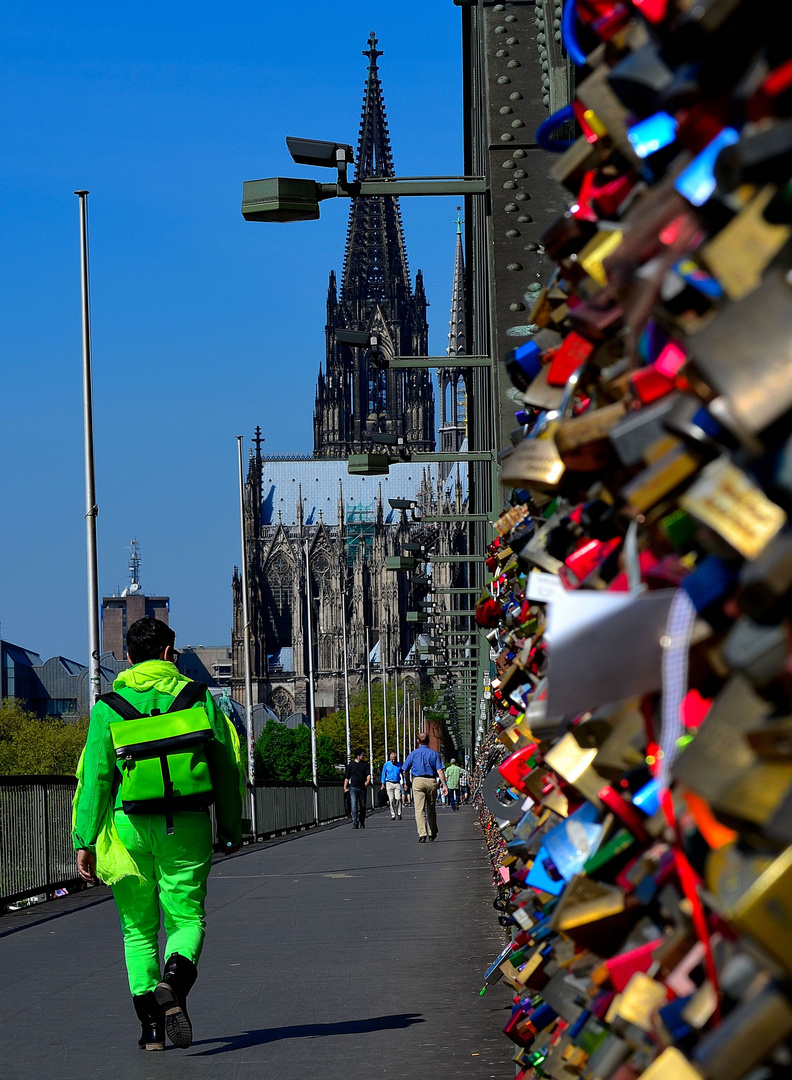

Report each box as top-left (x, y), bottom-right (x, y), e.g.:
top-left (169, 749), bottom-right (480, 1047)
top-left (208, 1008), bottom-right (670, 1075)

top-left (354, 748), bottom-right (366, 759)
top-left (126, 618), bottom-right (175, 664)
top-left (418, 732), bottom-right (430, 745)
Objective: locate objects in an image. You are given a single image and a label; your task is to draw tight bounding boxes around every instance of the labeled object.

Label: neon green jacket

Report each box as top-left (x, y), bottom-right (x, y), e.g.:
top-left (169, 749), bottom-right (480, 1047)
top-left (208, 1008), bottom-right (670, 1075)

top-left (72, 661), bottom-right (243, 857)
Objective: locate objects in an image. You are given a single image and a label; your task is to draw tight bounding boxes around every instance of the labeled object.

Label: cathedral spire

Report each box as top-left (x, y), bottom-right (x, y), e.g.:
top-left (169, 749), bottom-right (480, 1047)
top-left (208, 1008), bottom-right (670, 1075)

top-left (438, 211), bottom-right (468, 475)
top-left (313, 34), bottom-right (434, 459)
top-left (340, 31), bottom-right (411, 307)
top-left (447, 208), bottom-right (467, 358)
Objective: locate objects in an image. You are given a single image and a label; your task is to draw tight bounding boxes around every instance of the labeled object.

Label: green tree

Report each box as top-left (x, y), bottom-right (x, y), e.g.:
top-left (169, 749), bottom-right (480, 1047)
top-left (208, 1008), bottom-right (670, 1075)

top-left (0, 699), bottom-right (89, 775)
top-left (253, 719), bottom-right (336, 782)
top-left (318, 683), bottom-right (444, 774)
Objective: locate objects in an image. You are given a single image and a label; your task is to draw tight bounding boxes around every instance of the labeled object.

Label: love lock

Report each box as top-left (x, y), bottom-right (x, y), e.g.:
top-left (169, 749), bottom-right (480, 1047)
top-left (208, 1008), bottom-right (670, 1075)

top-left (482, 767), bottom-right (527, 825)
top-left (501, 364), bottom-right (586, 491)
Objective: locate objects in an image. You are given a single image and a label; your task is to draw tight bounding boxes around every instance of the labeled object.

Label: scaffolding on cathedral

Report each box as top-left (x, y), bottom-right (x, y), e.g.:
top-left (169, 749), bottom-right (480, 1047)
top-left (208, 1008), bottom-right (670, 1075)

top-left (345, 502), bottom-right (375, 566)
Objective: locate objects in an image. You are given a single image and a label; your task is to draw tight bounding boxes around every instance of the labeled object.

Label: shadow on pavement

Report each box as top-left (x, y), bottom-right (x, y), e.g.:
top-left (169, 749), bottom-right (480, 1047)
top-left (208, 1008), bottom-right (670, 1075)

top-left (189, 1013), bottom-right (425, 1055)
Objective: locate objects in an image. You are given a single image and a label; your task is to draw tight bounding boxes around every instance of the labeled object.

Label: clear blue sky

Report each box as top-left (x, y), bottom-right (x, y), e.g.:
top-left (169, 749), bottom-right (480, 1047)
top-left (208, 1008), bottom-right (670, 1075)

top-left (0, 2), bottom-right (463, 664)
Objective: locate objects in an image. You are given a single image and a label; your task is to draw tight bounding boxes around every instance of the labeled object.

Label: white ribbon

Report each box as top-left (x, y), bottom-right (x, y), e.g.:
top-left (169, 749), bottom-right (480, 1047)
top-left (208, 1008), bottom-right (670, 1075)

top-left (659, 588), bottom-right (697, 792)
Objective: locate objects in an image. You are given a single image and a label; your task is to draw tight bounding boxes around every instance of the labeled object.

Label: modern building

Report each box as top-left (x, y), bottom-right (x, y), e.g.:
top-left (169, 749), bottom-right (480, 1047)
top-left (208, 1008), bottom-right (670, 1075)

top-left (32, 653), bottom-right (127, 718)
top-left (177, 646), bottom-right (233, 688)
top-left (0, 640), bottom-right (126, 720)
top-left (101, 542), bottom-right (169, 660)
top-left (1, 640), bottom-right (43, 705)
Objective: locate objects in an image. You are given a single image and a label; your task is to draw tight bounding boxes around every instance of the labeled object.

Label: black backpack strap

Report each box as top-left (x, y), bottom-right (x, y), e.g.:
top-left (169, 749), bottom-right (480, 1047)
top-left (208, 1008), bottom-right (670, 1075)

top-left (167, 681), bottom-right (208, 713)
top-left (97, 691), bottom-right (145, 722)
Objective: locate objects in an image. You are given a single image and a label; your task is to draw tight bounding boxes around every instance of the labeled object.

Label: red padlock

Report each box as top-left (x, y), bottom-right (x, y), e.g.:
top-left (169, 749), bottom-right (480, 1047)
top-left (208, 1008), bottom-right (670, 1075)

top-left (499, 744), bottom-right (541, 793)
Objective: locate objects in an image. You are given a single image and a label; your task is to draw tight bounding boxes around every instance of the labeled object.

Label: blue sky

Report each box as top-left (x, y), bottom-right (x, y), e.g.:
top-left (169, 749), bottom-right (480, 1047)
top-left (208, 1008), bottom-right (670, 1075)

top-left (0, 2), bottom-right (463, 664)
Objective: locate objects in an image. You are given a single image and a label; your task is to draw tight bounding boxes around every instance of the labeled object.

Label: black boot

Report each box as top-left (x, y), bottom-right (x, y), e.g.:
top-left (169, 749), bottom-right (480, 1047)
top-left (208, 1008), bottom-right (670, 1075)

top-left (132, 992), bottom-right (165, 1051)
top-left (154, 953), bottom-right (197, 1049)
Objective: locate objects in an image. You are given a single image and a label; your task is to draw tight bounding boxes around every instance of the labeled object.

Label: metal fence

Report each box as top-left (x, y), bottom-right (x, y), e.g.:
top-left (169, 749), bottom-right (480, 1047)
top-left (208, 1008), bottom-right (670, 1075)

top-left (0, 777), bottom-right (350, 909)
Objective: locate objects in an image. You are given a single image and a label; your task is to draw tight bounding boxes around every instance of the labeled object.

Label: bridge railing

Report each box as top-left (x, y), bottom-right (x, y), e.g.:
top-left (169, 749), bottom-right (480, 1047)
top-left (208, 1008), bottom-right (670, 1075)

top-left (0, 776), bottom-right (350, 909)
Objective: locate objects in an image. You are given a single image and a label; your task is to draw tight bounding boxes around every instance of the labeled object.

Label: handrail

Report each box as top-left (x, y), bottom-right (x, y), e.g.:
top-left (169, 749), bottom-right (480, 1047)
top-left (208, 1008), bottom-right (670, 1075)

top-left (0, 776), bottom-right (351, 911)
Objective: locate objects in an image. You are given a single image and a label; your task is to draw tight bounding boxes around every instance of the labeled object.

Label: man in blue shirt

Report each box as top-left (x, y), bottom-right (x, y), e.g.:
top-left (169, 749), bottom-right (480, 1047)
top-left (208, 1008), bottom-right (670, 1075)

top-left (402, 733), bottom-right (448, 843)
top-left (380, 751), bottom-right (404, 821)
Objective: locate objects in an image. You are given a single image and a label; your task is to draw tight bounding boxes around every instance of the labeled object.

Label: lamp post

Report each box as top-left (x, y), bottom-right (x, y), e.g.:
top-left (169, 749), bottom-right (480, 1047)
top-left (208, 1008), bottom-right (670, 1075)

top-left (236, 436), bottom-right (259, 840)
top-left (341, 576), bottom-right (352, 764)
top-left (304, 540), bottom-right (319, 823)
top-left (382, 649), bottom-right (388, 760)
top-left (365, 627), bottom-right (374, 810)
top-left (75, 190), bottom-right (101, 711)
top-left (394, 669), bottom-right (401, 761)
top-left (242, 134), bottom-right (487, 224)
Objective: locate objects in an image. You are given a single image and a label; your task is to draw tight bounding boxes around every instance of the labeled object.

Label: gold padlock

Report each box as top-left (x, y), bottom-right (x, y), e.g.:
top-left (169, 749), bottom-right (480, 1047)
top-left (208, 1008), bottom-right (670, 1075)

top-left (501, 365), bottom-right (586, 491)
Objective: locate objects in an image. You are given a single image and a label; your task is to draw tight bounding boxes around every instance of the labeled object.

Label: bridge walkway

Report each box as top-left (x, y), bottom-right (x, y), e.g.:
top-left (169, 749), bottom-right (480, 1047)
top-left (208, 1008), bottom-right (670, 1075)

top-left (0, 804), bottom-right (510, 1080)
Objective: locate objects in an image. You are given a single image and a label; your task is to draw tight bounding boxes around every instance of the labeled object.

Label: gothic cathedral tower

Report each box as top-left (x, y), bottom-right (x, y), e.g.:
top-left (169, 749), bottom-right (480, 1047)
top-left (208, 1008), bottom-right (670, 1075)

top-left (313, 33), bottom-right (435, 457)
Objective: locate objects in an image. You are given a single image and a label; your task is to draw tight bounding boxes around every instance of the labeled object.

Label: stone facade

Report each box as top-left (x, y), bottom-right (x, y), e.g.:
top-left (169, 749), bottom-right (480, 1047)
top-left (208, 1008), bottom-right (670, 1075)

top-left (231, 453), bottom-right (469, 716)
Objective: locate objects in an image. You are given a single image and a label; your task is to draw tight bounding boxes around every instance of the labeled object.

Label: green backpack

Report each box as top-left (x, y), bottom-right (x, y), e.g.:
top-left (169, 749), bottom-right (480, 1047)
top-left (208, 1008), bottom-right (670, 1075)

top-left (102, 681), bottom-right (215, 833)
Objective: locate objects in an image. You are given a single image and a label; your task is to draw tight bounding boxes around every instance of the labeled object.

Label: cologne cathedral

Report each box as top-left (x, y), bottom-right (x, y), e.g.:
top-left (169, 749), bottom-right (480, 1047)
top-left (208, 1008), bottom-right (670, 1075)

top-left (231, 35), bottom-right (470, 720)
top-left (314, 32), bottom-right (435, 457)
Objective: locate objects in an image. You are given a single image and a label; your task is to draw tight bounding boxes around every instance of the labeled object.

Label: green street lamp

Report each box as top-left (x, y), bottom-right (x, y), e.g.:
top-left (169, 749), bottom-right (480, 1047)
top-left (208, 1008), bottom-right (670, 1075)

top-left (385, 557), bottom-right (417, 572)
top-left (242, 136), bottom-right (486, 224)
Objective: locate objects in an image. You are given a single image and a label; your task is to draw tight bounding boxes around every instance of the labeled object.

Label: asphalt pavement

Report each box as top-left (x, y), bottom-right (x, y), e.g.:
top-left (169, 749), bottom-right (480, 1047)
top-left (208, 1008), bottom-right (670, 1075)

top-left (0, 803), bottom-right (512, 1080)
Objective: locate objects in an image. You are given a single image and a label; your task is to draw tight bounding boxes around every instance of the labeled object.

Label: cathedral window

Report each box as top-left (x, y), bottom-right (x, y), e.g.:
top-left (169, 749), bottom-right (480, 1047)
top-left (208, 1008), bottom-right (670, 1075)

top-left (265, 554), bottom-right (293, 647)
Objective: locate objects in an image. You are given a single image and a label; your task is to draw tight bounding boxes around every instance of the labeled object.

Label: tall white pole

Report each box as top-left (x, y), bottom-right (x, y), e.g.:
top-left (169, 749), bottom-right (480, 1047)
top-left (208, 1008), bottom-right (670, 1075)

top-left (236, 436), bottom-right (258, 840)
top-left (75, 191), bottom-right (101, 710)
top-left (395, 669), bottom-right (401, 756)
top-left (341, 578), bottom-right (352, 763)
top-left (366, 627), bottom-right (374, 810)
top-left (382, 650), bottom-right (388, 759)
top-left (304, 540), bottom-right (319, 823)
top-left (394, 670), bottom-right (400, 761)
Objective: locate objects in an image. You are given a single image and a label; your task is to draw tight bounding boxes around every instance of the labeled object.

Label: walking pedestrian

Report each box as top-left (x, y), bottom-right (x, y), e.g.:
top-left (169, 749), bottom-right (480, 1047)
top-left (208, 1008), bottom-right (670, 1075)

top-left (459, 765), bottom-right (470, 804)
top-left (344, 748), bottom-right (371, 829)
top-left (72, 618), bottom-right (243, 1052)
top-left (380, 751), bottom-right (404, 820)
top-left (403, 733), bottom-right (448, 844)
top-left (445, 758), bottom-right (461, 810)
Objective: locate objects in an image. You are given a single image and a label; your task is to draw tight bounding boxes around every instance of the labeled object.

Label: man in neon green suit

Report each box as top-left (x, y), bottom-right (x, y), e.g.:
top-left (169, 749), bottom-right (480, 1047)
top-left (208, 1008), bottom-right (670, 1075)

top-left (73, 618), bottom-right (243, 1051)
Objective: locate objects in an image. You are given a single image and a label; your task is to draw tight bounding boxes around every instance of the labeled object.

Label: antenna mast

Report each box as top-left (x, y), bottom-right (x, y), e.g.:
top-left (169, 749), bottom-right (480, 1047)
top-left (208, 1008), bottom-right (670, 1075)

top-left (129, 540), bottom-right (141, 592)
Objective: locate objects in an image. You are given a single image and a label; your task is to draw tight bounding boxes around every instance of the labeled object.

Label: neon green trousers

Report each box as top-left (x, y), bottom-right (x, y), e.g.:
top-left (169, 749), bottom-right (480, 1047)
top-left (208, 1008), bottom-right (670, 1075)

top-left (111, 810), bottom-right (213, 995)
